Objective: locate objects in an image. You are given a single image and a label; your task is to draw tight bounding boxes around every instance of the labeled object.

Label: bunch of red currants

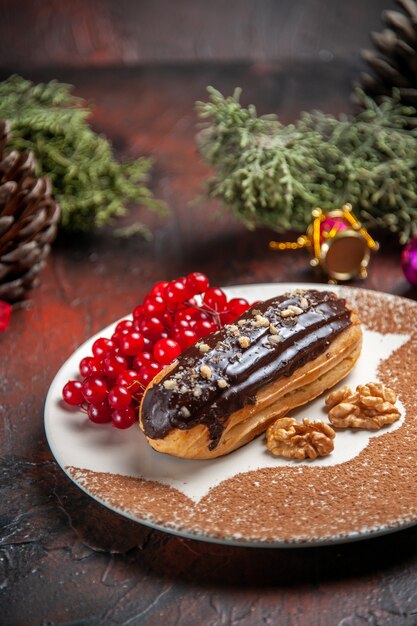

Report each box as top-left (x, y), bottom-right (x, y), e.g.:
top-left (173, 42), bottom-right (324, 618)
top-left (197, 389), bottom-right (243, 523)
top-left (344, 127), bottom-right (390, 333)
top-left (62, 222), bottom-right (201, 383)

top-left (62, 273), bottom-right (250, 429)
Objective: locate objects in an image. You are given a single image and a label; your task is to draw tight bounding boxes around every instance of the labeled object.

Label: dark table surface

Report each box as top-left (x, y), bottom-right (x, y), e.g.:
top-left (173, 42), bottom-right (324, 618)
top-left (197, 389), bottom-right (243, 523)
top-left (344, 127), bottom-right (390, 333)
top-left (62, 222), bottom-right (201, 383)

top-left (1, 64), bottom-right (417, 626)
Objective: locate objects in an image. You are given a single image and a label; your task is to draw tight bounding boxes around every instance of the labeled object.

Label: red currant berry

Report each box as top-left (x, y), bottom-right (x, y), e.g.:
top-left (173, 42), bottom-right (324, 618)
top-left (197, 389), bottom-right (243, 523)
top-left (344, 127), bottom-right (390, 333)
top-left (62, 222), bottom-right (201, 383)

top-left (138, 362), bottom-right (162, 386)
top-left (81, 375), bottom-right (108, 404)
top-left (143, 295), bottom-right (165, 316)
top-left (174, 327), bottom-right (198, 350)
top-left (115, 320), bottom-right (133, 334)
top-left (175, 277), bottom-right (192, 295)
top-left (103, 351), bottom-right (129, 378)
top-left (203, 287), bottom-right (227, 312)
top-left (110, 331), bottom-right (122, 345)
top-left (133, 389), bottom-right (144, 404)
top-left (153, 338), bottom-right (181, 366)
top-left (142, 335), bottom-right (154, 352)
top-left (89, 357), bottom-right (106, 374)
top-left (229, 297), bottom-right (250, 317)
top-left (133, 304), bottom-right (145, 319)
top-left (139, 316), bottom-right (165, 341)
top-left (112, 331), bottom-right (129, 345)
top-left (62, 380), bottom-right (84, 406)
top-left (193, 310), bottom-right (210, 322)
top-left (164, 280), bottom-right (188, 305)
top-left (108, 385), bottom-right (132, 410)
top-left (111, 406), bottom-right (136, 429)
top-left (132, 351), bottom-right (153, 370)
top-left (92, 337), bottom-right (115, 359)
top-left (132, 318), bottom-right (141, 332)
top-left (79, 356), bottom-right (94, 378)
top-left (117, 370), bottom-right (142, 394)
top-left (119, 331), bottom-right (145, 356)
top-left (175, 318), bottom-right (191, 331)
top-left (174, 307), bottom-right (196, 325)
top-left (158, 310), bottom-right (174, 331)
top-left (149, 281), bottom-right (169, 298)
top-left (194, 319), bottom-right (217, 338)
top-left (220, 311), bottom-right (236, 325)
top-left (87, 401), bottom-right (112, 424)
top-left (186, 272), bottom-right (210, 295)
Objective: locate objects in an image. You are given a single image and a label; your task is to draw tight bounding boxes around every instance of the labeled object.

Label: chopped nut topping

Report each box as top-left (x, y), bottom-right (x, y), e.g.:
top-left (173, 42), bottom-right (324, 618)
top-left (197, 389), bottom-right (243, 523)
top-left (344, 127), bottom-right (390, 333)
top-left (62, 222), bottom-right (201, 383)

top-left (163, 379), bottom-right (177, 390)
top-left (179, 385), bottom-right (188, 394)
top-left (252, 309), bottom-right (262, 316)
top-left (280, 305), bottom-right (304, 317)
top-left (326, 383), bottom-right (400, 429)
top-left (200, 364), bottom-right (212, 379)
top-left (215, 341), bottom-right (228, 351)
top-left (293, 288), bottom-right (307, 295)
top-left (254, 314), bottom-right (269, 327)
top-left (180, 406), bottom-right (191, 418)
top-left (217, 378), bottom-right (229, 389)
top-left (268, 334), bottom-right (283, 345)
top-left (198, 343), bottom-right (210, 353)
top-left (269, 323), bottom-right (279, 335)
top-left (266, 417), bottom-right (335, 460)
top-left (237, 320), bottom-right (246, 327)
top-left (238, 336), bottom-right (251, 349)
top-left (300, 297), bottom-right (309, 309)
top-left (193, 385), bottom-right (202, 398)
top-left (289, 304), bottom-right (304, 314)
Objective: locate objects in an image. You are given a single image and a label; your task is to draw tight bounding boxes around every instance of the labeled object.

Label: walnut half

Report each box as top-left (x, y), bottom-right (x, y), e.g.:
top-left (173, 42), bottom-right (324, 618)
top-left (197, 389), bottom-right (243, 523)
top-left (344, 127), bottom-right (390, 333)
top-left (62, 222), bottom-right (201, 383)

top-left (325, 382), bottom-right (400, 430)
top-left (266, 417), bottom-right (335, 460)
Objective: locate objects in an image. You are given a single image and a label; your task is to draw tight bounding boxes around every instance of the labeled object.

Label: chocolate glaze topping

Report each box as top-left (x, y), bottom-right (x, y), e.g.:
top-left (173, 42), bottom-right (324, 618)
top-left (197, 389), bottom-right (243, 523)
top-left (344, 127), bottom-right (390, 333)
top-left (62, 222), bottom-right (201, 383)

top-left (141, 290), bottom-right (353, 450)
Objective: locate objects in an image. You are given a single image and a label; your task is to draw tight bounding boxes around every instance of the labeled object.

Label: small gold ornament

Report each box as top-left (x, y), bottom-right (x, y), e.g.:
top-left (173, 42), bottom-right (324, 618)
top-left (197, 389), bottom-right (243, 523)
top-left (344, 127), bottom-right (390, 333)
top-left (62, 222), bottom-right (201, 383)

top-left (269, 204), bottom-right (379, 282)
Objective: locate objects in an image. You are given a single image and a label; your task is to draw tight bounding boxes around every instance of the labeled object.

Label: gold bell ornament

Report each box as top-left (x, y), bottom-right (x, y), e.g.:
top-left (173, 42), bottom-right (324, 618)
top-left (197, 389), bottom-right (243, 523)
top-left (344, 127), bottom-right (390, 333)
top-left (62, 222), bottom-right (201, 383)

top-left (269, 204), bottom-right (379, 282)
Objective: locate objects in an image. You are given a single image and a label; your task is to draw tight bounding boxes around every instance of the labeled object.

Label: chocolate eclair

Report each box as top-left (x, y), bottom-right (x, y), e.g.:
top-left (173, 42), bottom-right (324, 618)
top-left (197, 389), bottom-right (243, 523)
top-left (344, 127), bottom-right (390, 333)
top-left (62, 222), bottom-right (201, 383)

top-left (139, 290), bottom-right (362, 459)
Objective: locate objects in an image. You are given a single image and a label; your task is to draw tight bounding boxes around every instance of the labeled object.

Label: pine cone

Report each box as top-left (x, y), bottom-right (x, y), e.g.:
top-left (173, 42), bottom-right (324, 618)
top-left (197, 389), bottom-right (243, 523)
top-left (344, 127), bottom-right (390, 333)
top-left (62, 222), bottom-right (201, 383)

top-left (359, 0), bottom-right (417, 106)
top-left (0, 120), bottom-right (60, 301)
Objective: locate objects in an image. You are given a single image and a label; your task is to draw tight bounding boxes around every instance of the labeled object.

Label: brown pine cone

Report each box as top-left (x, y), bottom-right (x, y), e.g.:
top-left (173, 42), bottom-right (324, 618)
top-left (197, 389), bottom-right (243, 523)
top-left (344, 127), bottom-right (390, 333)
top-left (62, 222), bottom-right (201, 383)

top-left (358, 0), bottom-right (417, 107)
top-left (0, 120), bottom-right (60, 301)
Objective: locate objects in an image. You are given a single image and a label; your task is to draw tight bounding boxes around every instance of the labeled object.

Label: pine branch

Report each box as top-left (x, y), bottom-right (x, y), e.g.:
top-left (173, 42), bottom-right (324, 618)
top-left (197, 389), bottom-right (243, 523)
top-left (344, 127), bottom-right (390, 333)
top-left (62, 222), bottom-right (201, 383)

top-left (196, 86), bottom-right (417, 243)
top-left (0, 75), bottom-right (167, 233)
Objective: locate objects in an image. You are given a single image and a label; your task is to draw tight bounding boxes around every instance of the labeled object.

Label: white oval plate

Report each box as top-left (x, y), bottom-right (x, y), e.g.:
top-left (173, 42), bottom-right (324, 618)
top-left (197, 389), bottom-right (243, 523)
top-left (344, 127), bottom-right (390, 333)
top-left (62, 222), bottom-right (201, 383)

top-left (45, 284), bottom-right (417, 547)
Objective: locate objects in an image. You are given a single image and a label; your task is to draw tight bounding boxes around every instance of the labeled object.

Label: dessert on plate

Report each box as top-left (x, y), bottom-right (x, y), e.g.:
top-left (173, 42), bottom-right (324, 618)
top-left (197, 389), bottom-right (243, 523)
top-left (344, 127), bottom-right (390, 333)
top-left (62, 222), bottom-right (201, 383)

top-left (139, 289), bottom-right (362, 459)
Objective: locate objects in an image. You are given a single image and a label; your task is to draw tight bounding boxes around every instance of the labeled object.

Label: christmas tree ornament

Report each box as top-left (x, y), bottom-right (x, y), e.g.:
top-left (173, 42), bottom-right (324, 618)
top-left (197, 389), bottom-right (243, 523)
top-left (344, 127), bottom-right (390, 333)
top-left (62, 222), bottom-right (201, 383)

top-left (0, 120), bottom-right (60, 302)
top-left (401, 236), bottom-right (417, 286)
top-left (359, 0), bottom-right (417, 107)
top-left (269, 204), bottom-right (379, 282)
